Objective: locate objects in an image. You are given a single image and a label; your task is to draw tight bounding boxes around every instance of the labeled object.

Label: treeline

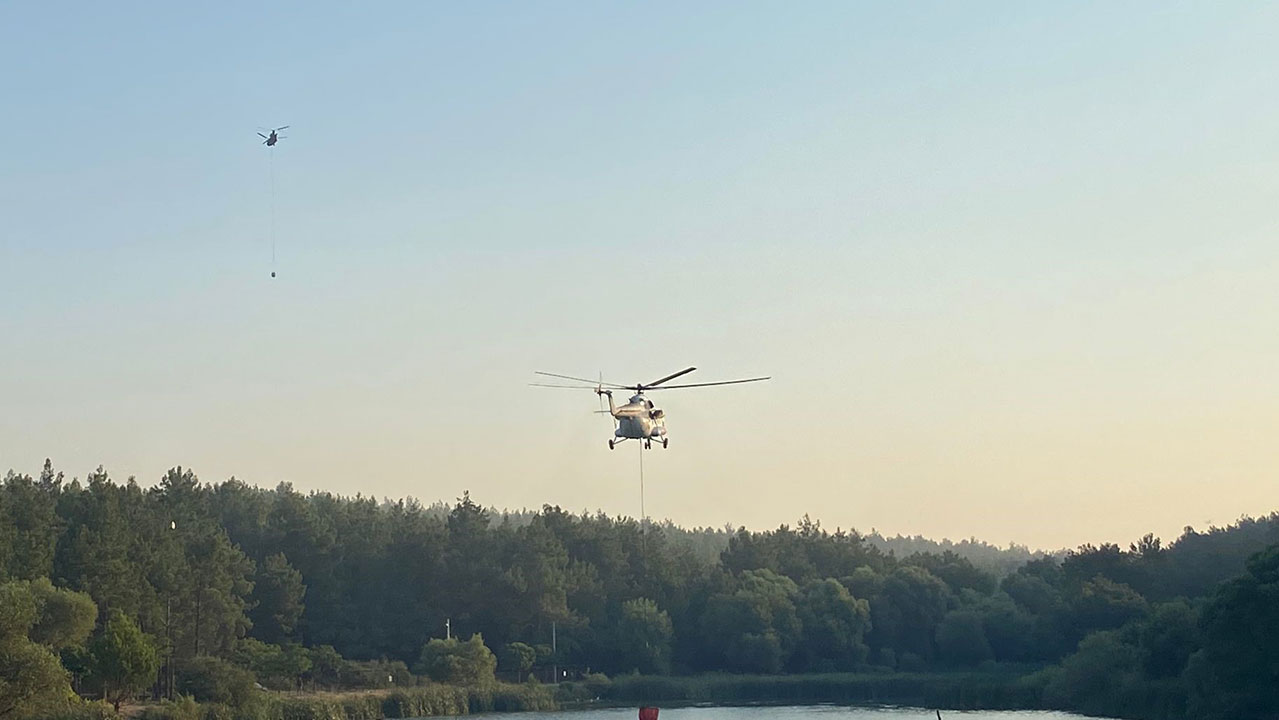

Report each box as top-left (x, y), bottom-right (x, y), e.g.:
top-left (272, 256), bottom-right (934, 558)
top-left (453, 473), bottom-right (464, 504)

top-left (862, 533), bottom-right (1048, 577)
top-left (483, 510), bottom-right (1046, 574)
top-left (2, 460), bottom-right (1278, 720)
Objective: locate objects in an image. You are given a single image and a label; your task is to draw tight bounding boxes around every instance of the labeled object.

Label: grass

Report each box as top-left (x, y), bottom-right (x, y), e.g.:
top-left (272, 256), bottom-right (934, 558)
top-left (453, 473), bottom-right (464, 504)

top-left (126, 683), bottom-right (557, 720)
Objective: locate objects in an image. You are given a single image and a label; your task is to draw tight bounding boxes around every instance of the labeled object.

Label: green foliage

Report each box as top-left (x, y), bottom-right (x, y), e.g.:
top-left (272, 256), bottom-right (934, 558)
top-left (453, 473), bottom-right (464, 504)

top-left (721, 517), bottom-right (889, 582)
top-left (232, 638), bottom-right (312, 690)
top-left (27, 699), bottom-right (121, 720)
top-left (26, 579), bottom-right (97, 651)
top-left (416, 635), bottom-right (496, 685)
top-left (1042, 631), bottom-right (1147, 716)
top-left (903, 551), bottom-right (997, 595)
top-left (1069, 575), bottom-right (1149, 636)
top-left (1138, 600), bottom-right (1198, 679)
top-left (841, 566), bottom-right (882, 601)
top-left (176, 656), bottom-right (255, 706)
top-left (0, 581), bottom-right (39, 638)
top-left (305, 645), bottom-right (344, 688)
top-left (1, 464), bottom-right (60, 581)
top-left (4, 462), bottom-right (1279, 719)
top-left (699, 569), bottom-right (801, 673)
top-left (865, 531), bottom-right (1047, 577)
top-left (613, 598), bottom-right (674, 675)
top-left (935, 609), bottom-right (993, 667)
top-left (55, 468), bottom-right (153, 622)
top-left (1037, 598), bottom-right (1206, 719)
top-left (249, 553), bottom-right (306, 646)
top-left (1001, 570), bottom-right (1063, 616)
top-left (794, 578), bottom-right (870, 671)
top-left (329, 658), bottom-right (412, 690)
top-left (1192, 544), bottom-right (1279, 719)
top-left (136, 696), bottom-right (200, 720)
top-left (498, 642), bottom-right (535, 675)
top-left (0, 638), bottom-right (74, 720)
top-left (866, 565), bottom-right (952, 665)
top-left (263, 683), bottom-right (554, 720)
top-left (87, 611), bottom-right (160, 711)
top-left (0, 579), bottom-right (90, 720)
top-left (176, 526), bottom-right (255, 659)
top-left (966, 593), bottom-right (1038, 663)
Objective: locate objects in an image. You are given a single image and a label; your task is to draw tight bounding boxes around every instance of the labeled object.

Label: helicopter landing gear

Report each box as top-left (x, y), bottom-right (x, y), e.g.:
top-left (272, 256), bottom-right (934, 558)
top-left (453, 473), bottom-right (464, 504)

top-left (662, 438), bottom-right (668, 449)
top-left (644, 439), bottom-right (652, 449)
top-left (608, 439), bottom-right (615, 450)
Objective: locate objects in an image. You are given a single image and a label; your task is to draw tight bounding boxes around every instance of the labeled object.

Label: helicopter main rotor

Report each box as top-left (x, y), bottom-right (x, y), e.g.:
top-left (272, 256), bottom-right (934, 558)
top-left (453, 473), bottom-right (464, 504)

top-left (532, 367), bottom-right (770, 394)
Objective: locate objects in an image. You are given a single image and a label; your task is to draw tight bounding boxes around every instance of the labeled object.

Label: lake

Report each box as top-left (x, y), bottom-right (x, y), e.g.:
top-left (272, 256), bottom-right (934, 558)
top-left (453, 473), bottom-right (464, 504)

top-left (459, 707), bottom-right (1101, 720)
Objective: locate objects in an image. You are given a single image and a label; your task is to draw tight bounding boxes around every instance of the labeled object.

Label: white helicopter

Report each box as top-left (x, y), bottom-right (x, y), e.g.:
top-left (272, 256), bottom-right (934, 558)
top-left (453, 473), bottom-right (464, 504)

top-left (533, 367), bottom-right (770, 449)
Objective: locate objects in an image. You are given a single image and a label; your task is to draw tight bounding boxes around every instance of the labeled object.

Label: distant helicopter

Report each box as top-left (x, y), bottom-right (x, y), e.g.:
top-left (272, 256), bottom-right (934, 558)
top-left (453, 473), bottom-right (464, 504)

top-left (533, 367), bottom-right (770, 449)
top-left (257, 126), bottom-right (288, 146)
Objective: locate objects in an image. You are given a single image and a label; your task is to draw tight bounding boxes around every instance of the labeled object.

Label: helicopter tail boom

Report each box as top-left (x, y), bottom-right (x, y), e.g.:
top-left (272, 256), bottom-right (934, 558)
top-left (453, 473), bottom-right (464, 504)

top-left (596, 387), bottom-right (617, 417)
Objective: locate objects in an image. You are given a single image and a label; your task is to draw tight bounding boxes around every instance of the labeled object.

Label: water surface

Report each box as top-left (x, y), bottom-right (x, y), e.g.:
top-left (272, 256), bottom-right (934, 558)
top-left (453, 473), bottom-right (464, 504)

top-left (463, 706), bottom-right (1100, 720)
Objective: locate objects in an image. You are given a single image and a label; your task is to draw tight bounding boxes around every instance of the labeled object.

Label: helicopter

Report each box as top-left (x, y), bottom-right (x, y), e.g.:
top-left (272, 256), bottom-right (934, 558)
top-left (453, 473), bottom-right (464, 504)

top-left (533, 367), bottom-right (770, 449)
top-left (257, 126), bottom-right (288, 146)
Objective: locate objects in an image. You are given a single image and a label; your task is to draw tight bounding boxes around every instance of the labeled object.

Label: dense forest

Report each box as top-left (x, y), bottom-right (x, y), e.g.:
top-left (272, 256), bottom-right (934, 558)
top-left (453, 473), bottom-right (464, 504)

top-left (403, 508), bottom-right (1046, 576)
top-left (2, 460), bottom-right (1277, 720)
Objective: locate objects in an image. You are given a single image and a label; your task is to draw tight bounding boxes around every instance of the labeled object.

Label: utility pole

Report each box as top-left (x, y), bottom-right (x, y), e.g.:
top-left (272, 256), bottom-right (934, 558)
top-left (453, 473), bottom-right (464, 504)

top-left (551, 620), bottom-right (557, 684)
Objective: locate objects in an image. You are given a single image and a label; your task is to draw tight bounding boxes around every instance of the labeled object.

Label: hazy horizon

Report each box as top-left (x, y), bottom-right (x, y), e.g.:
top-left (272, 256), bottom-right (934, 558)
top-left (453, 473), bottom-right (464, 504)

top-left (4, 3), bottom-right (1278, 551)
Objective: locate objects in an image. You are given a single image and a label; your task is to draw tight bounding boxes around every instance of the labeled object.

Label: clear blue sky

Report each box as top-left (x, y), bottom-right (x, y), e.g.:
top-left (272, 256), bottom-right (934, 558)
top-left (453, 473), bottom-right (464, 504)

top-left (4, 2), bottom-right (1279, 549)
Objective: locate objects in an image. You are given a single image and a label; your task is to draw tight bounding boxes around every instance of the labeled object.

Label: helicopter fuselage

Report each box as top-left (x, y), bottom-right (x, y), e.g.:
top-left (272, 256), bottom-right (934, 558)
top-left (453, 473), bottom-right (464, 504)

top-left (602, 392), bottom-right (668, 448)
top-left (614, 394), bottom-right (666, 439)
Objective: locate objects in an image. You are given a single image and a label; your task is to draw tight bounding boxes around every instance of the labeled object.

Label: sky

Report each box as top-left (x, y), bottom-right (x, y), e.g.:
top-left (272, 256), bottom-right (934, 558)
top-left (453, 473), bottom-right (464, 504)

top-left (3, 2), bottom-right (1278, 551)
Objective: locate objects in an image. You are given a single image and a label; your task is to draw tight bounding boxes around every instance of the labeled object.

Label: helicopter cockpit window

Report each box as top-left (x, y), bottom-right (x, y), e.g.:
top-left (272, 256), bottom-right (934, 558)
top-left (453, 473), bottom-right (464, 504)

top-left (645, 400), bottom-right (654, 409)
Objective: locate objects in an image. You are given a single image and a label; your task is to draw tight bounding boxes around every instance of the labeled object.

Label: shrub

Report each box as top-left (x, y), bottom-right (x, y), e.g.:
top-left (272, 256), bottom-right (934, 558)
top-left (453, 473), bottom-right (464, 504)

top-left (136, 695), bottom-right (201, 720)
top-left (29, 700), bottom-right (121, 720)
top-left (177, 656), bottom-right (257, 706)
top-left (415, 635), bottom-right (496, 685)
top-left (337, 659), bottom-right (412, 689)
top-left (499, 642), bottom-right (536, 675)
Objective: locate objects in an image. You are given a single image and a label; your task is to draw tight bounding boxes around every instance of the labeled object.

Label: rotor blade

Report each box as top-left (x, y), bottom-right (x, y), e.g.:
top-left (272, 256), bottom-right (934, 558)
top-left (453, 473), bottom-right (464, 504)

top-left (644, 376), bottom-right (771, 390)
top-left (257, 133), bottom-right (268, 139)
top-left (276, 125), bottom-right (290, 131)
top-left (535, 371), bottom-right (629, 389)
top-left (644, 367), bottom-right (697, 388)
top-left (530, 383), bottom-right (598, 389)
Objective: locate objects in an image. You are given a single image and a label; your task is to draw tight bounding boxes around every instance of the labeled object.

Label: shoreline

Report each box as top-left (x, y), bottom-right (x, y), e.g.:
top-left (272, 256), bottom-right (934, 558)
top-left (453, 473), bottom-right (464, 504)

top-left (110, 670), bottom-right (1135, 720)
top-left (567, 670), bottom-right (1047, 711)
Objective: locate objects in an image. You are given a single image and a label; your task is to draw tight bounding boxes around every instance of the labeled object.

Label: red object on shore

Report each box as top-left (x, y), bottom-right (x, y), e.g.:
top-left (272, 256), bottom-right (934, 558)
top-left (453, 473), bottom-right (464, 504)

top-left (639, 708), bottom-right (659, 720)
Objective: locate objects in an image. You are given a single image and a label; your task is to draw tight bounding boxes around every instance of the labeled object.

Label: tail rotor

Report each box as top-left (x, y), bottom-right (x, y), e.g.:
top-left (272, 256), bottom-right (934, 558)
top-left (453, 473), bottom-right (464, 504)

top-left (596, 371), bottom-right (618, 428)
